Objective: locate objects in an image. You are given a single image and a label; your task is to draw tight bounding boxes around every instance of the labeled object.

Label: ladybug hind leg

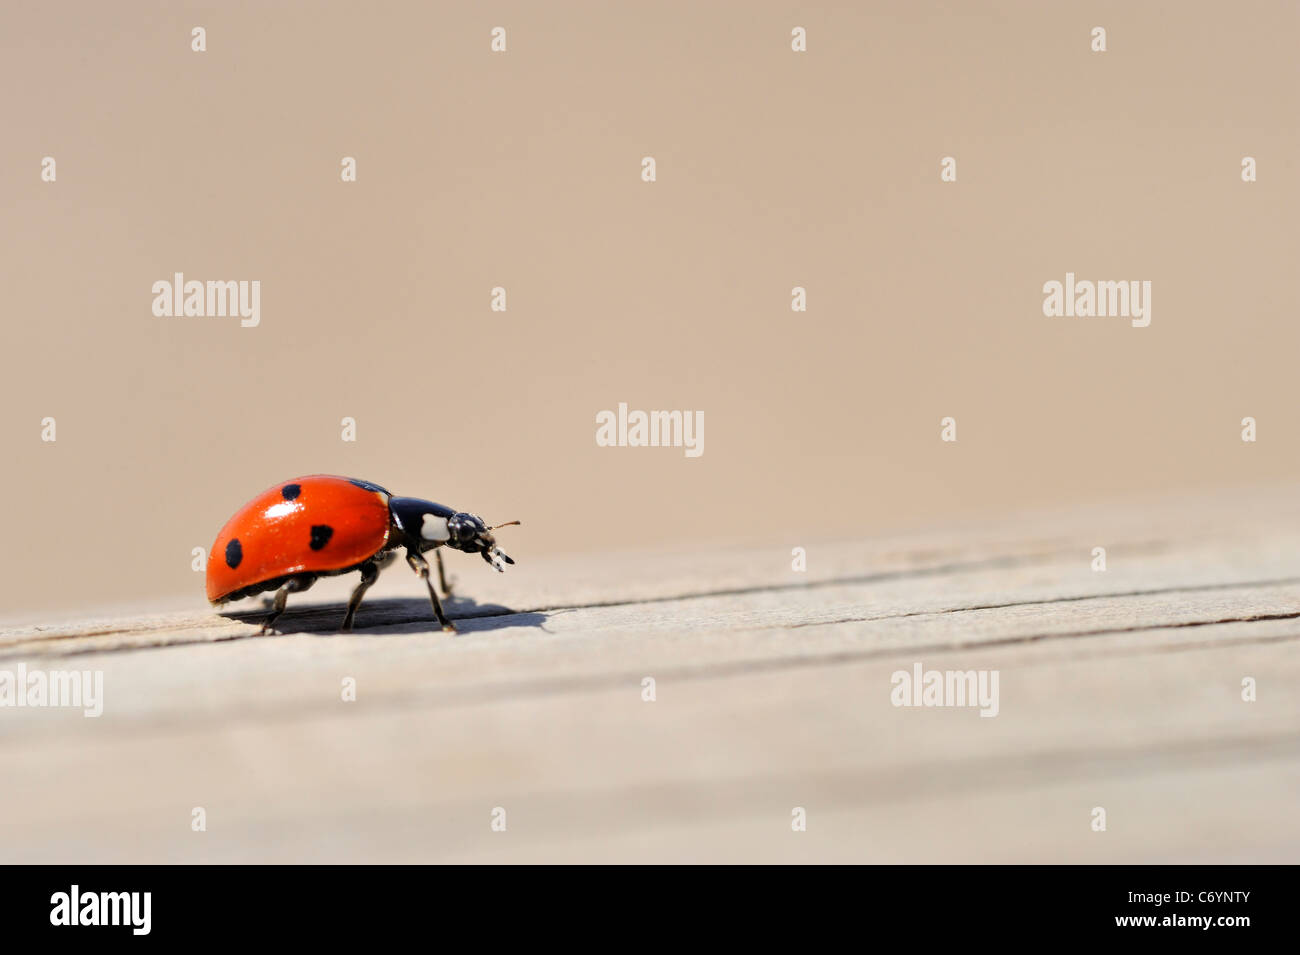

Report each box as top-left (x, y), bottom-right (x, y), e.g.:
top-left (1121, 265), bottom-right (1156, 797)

top-left (260, 574), bottom-right (315, 634)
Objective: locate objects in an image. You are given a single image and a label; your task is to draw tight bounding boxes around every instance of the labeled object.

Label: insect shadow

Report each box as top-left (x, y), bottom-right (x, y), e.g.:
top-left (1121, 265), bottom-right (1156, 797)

top-left (220, 595), bottom-right (547, 637)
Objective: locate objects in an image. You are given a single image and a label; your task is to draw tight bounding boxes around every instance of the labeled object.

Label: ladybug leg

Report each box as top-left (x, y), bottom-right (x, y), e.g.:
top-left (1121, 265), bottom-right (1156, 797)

top-left (260, 575), bottom-right (313, 634)
top-left (340, 561), bottom-right (380, 632)
top-left (406, 549), bottom-right (456, 632)
top-left (434, 548), bottom-right (454, 597)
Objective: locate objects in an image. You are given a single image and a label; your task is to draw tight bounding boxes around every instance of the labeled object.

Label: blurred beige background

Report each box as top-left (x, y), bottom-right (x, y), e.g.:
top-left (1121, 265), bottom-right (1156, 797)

top-left (1, 0), bottom-right (1296, 619)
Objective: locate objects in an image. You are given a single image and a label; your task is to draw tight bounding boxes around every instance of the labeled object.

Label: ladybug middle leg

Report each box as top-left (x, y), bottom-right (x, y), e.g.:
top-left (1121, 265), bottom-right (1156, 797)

top-left (260, 574), bottom-right (315, 634)
top-left (340, 560), bottom-right (381, 632)
top-left (406, 548), bottom-right (456, 632)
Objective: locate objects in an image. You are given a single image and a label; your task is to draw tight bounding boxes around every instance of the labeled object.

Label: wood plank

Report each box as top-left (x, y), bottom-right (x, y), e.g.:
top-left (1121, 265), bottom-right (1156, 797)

top-left (1, 489), bottom-right (1297, 862)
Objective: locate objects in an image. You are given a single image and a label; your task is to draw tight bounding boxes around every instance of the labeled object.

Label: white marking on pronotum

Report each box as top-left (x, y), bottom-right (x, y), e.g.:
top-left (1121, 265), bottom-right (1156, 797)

top-left (421, 514), bottom-right (450, 542)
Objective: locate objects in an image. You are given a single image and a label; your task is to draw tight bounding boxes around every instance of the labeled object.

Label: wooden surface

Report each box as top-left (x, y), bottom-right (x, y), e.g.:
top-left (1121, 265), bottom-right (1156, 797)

top-left (2, 488), bottom-right (1299, 863)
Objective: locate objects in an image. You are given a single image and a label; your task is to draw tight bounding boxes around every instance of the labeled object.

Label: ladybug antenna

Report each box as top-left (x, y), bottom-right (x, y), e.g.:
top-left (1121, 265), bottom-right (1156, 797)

top-left (489, 520), bottom-right (521, 531)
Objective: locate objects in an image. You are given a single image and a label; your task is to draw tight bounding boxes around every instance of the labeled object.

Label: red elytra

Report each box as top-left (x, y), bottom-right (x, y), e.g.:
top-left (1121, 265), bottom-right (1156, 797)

top-left (206, 475), bottom-right (390, 603)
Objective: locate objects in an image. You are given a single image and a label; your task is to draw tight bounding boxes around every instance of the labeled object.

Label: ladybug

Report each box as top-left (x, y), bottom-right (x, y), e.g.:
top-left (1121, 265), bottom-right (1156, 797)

top-left (205, 475), bottom-right (519, 633)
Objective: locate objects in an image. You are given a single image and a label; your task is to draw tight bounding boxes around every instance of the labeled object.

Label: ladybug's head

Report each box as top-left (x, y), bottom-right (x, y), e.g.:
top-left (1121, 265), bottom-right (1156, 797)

top-left (447, 512), bottom-right (520, 572)
top-left (390, 496), bottom-right (520, 570)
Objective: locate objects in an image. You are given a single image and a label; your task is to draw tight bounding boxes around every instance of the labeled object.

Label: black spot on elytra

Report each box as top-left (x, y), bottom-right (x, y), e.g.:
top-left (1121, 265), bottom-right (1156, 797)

top-left (310, 525), bottom-right (334, 550)
top-left (281, 483), bottom-right (301, 500)
top-left (225, 538), bottom-right (243, 569)
top-left (349, 478), bottom-right (389, 494)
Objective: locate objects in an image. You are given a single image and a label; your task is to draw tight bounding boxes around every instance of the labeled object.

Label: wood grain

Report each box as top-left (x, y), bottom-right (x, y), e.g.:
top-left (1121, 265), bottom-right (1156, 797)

top-left (1, 488), bottom-right (1298, 862)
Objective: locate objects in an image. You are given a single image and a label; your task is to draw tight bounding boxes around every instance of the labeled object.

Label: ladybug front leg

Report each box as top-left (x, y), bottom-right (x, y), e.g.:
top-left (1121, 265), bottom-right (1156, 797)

top-left (260, 575), bottom-right (314, 634)
top-left (406, 549), bottom-right (456, 632)
top-left (434, 548), bottom-right (454, 597)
